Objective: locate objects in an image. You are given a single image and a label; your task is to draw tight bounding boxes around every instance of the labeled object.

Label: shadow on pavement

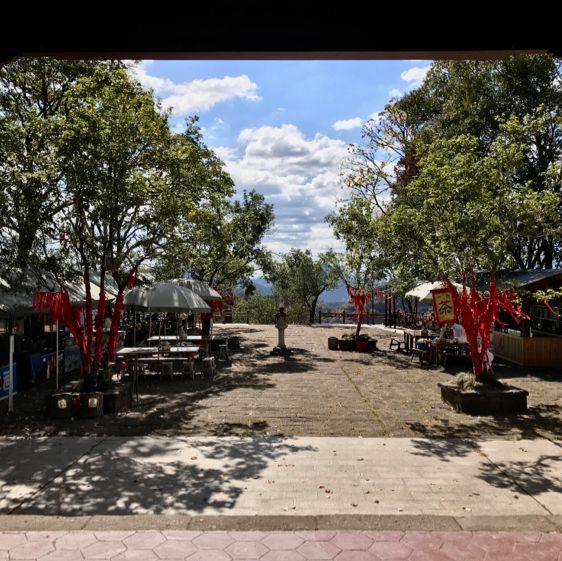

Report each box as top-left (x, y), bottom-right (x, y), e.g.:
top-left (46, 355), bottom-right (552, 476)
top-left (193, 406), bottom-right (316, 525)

top-left (2, 436), bottom-right (316, 516)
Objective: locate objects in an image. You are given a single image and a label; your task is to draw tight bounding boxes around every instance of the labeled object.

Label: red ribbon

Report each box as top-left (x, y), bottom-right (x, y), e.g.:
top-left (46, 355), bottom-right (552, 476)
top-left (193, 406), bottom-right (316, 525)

top-left (446, 276), bottom-right (529, 376)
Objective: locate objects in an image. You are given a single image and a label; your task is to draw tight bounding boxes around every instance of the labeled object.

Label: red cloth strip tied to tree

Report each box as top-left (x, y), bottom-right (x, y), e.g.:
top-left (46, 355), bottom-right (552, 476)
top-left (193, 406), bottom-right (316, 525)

top-left (32, 291), bottom-right (89, 367)
top-left (106, 291), bottom-right (125, 362)
top-left (446, 277), bottom-right (529, 376)
top-left (346, 284), bottom-right (372, 317)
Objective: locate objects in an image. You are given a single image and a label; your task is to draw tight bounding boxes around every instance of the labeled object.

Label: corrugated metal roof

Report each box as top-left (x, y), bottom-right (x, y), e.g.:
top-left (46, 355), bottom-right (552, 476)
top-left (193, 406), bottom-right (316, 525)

top-left (494, 269), bottom-right (562, 290)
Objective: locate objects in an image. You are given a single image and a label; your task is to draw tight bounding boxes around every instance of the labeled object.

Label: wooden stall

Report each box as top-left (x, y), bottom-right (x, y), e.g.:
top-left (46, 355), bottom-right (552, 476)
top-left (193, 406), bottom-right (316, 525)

top-left (492, 330), bottom-right (562, 367)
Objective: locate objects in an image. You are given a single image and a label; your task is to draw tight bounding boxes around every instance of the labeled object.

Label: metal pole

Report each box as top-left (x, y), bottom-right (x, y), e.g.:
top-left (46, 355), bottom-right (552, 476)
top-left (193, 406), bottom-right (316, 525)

top-left (8, 331), bottom-right (14, 412)
top-left (56, 319), bottom-right (59, 390)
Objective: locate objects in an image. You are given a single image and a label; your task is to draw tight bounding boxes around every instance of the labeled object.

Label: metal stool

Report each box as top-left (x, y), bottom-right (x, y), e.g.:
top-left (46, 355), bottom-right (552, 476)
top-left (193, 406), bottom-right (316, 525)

top-left (217, 342), bottom-right (230, 362)
top-left (201, 356), bottom-right (216, 377)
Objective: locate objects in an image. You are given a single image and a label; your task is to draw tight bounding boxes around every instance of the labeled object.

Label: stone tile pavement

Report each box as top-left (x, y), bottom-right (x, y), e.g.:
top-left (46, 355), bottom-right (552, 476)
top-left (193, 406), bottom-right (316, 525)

top-left (1, 530), bottom-right (561, 560)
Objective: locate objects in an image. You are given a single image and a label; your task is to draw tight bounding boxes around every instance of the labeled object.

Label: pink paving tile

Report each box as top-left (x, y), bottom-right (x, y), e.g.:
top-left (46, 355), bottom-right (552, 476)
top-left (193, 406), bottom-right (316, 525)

top-left (478, 553), bottom-right (531, 561)
top-left (297, 541), bottom-right (341, 560)
top-left (401, 532), bottom-right (443, 551)
top-left (331, 533), bottom-right (373, 551)
top-left (262, 534), bottom-right (304, 550)
top-left (440, 542), bottom-right (486, 561)
top-left (231, 532), bottom-right (268, 542)
top-left (362, 532), bottom-right (404, 543)
top-left (37, 550), bottom-right (81, 561)
top-left (261, 551), bottom-right (306, 561)
top-left (512, 532), bottom-right (542, 543)
top-left (369, 541), bottom-right (412, 560)
top-left (123, 531), bottom-right (166, 549)
top-left (186, 550), bottom-right (231, 561)
top-left (94, 531), bottom-right (135, 541)
top-left (9, 540), bottom-right (54, 560)
top-left (193, 533), bottom-right (235, 550)
top-left (335, 552), bottom-right (381, 561)
top-left (112, 550), bottom-right (159, 561)
top-left (515, 541), bottom-right (562, 561)
top-left (162, 531), bottom-right (202, 540)
top-left (154, 540), bottom-right (197, 559)
top-left (540, 534), bottom-right (562, 546)
top-left (0, 551), bottom-right (7, 561)
top-left (430, 532), bottom-right (473, 545)
top-left (296, 532), bottom-right (337, 542)
top-left (54, 531), bottom-right (98, 550)
top-left (227, 541), bottom-right (269, 559)
top-left (82, 539), bottom-right (127, 559)
top-left (408, 551), bottom-right (456, 561)
top-left (471, 533), bottom-right (516, 553)
top-left (0, 533), bottom-right (27, 550)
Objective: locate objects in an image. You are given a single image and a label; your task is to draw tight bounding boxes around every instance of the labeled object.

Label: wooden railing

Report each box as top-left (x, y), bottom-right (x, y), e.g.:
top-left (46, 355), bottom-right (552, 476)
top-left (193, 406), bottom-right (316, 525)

top-left (317, 311), bottom-right (385, 324)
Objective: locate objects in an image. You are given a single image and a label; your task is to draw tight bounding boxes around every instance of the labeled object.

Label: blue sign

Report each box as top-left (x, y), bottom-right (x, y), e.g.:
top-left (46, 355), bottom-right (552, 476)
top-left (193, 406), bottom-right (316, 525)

top-left (0, 364), bottom-right (17, 401)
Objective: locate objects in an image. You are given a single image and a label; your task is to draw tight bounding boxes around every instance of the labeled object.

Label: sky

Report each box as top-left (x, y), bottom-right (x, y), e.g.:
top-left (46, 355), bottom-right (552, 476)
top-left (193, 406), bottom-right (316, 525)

top-left (130, 59), bottom-right (431, 258)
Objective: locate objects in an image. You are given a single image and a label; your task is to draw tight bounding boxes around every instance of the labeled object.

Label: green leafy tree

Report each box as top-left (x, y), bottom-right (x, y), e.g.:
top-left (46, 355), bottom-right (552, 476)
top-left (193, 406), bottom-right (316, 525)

top-left (55, 63), bottom-right (179, 373)
top-left (396, 56), bottom-right (562, 268)
top-left (375, 126), bottom-right (561, 375)
top-left (264, 249), bottom-right (339, 324)
top-left (156, 181), bottom-right (275, 293)
top-left (0, 58), bottom-right (100, 279)
top-left (326, 196), bottom-right (386, 337)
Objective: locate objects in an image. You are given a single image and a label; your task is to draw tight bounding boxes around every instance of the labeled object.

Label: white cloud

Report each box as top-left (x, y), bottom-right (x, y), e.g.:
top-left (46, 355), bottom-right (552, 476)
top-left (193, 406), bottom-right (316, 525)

top-left (163, 75), bottom-right (262, 115)
top-left (332, 117), bottom-right (362, 131)
top-left (400, 66), bottom-right (430, 87)
top-left (128, 62), bottom-right (261, 115)
top-left (389, 88), bottom-right (403, 98)
top-left (224, 124), bottom-right (349, 254)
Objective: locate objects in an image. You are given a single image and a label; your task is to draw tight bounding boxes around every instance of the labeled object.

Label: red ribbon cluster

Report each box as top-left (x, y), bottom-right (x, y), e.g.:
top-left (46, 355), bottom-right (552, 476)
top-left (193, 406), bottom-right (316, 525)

top-left (32, 291), bottom-right (88, 363)
top-left (346, 284), bottom-right (372, 317)
top-left (446, 277), bottom-right (529, 376)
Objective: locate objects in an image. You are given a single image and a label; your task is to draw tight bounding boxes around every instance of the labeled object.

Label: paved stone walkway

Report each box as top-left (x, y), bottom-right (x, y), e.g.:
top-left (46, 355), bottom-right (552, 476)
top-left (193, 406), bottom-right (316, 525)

top-left (1, 436), bottom-right (560, 518)
top-left (1, 530), bottom-right (561, 560)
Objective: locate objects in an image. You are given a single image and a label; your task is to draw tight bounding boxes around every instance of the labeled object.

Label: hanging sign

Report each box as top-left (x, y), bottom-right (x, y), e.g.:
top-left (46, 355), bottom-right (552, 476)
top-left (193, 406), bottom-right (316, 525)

top-left (431, 288), bottom-right (456, 324)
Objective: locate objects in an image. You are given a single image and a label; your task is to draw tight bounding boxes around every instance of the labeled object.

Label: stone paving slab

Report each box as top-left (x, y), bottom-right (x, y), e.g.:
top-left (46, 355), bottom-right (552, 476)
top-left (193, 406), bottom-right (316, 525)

top-left (0, 437), bottom-right (103, 512)
top-left (0, 530), bottom-right (561, 561)
top-left (1, 436), bottom-right (560, 518)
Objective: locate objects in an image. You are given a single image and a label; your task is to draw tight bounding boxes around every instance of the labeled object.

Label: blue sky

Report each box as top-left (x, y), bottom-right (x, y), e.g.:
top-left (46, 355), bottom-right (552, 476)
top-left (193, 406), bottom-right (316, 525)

top-left (131, 59), bottom-right (431, 257)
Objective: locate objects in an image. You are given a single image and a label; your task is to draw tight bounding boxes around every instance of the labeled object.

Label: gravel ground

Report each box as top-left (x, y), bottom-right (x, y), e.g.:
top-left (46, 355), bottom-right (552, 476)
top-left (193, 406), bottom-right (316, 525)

top-left (1, 323), bottom-right (560, 439)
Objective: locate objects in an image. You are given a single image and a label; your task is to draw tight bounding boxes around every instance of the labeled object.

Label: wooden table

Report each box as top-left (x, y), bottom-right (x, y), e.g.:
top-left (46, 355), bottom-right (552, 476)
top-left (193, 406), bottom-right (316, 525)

top-left (429, 340), bottom-right (470, 366)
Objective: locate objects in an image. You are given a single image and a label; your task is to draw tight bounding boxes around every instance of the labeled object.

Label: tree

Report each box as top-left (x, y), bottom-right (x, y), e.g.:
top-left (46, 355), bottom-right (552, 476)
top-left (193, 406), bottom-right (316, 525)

top-left (396, 56), bottom-right (562, 268)
top-left (264, 249), bottom-right (338, 324)
top-left (326, 196), bottom-right (386, 337)
top-left (0, 58), bottom-right (100, 279)
top-left (374, 124), bottom-right (561, 376)
top-left (55, 63), bottom-right (179, 373)
top-left (156, 181), bottom-right (275, 293)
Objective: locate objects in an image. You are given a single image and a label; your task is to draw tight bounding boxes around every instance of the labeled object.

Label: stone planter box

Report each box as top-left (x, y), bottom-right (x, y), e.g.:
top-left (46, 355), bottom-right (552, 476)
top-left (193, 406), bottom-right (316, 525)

top-left (338, 339), bottom-right (355, 351)
top-left (103, 383), bottom-right (132, 414)
top-left (46, 392), bottom-right (73, 419)
top-left (439, 382), bottom-right (528, 415)
top-left (79, 392), bottom-right (104, 418)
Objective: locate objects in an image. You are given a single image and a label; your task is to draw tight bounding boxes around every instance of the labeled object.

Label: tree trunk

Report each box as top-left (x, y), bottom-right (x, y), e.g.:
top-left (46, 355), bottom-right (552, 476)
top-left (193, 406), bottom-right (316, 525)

top-left (355, 311), bottom-right (363, 338)
top-left (309, 295), bottom-right (319, 325)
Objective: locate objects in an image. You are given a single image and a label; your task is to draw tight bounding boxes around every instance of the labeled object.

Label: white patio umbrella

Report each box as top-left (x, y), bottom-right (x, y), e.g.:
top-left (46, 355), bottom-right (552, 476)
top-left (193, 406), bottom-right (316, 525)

top-left (124, 282), bottom-right (211, 339)
top-left (169, 278), bottom-right (222, 301)
top-left (405, 280), bottom-right (465, 301)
